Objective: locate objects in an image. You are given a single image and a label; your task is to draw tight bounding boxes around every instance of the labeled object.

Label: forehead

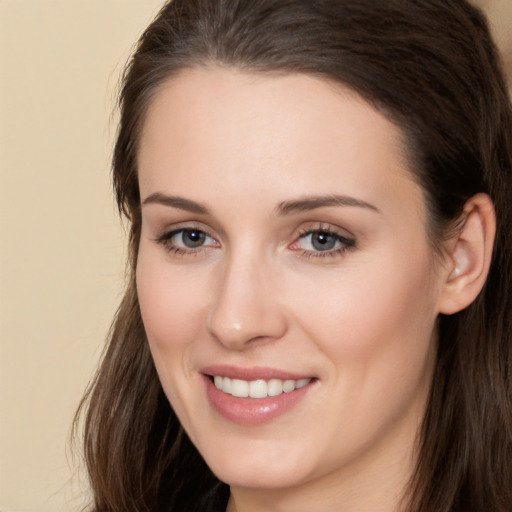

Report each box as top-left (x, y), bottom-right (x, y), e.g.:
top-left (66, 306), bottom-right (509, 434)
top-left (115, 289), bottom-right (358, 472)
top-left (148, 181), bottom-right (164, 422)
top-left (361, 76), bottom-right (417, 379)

top-left (137, 67), bottom-right (423, 220)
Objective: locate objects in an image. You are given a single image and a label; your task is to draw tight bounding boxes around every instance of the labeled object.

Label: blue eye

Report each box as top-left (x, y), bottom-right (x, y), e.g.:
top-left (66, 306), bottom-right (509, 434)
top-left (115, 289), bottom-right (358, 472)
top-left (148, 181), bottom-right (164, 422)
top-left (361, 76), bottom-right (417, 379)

top-left (157, 228), bottom-right (218, 253)
top-left (295, 229), bottom-right (355, 257)
top-left (176, 229), bottom-right (208, 248)
top-left (304, 231), bottom-right (339, 251)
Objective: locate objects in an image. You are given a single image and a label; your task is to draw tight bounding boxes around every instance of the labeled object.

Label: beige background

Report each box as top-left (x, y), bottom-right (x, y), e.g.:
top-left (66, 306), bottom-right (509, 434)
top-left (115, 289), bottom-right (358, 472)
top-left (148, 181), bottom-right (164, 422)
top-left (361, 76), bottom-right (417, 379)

top-left (0, 2), bottom-right (162, 511)
top-left (0, 1), bottom-right (510, 511)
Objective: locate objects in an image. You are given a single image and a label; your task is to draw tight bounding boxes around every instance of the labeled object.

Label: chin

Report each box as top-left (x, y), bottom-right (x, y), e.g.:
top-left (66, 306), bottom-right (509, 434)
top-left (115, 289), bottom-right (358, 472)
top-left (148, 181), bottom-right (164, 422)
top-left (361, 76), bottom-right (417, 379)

top-left (198, 439), bottom-right (315, 490)
top-left (213, 463), bottom-right (309, 490)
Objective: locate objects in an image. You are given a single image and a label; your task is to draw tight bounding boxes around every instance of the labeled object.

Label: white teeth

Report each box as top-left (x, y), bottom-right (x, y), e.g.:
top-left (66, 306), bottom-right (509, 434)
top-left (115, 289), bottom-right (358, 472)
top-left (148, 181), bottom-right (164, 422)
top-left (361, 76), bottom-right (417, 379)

top-left (214, 375), bottom-right (233, 394)
top-left (283, 380), bottom-right (295, 393)
top-left (223, 377), bottom-right (232, 394)
top-left (231, 379), bottom-right (249, 397)
top-left (249, 379), bottom-right (267, 398)
top-left (267, 379), bottom-right (283, 397)
top-left (295, 378), bottom-right (310, 389)
top-left (212, 376), bottom-right (312, 398)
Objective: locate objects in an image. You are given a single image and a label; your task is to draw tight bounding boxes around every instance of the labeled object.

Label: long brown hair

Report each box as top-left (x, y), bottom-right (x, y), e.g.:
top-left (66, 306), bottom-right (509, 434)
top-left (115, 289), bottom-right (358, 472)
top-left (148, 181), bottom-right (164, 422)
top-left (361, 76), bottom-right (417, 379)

top-left (76, 1), bottom-right (512, 510)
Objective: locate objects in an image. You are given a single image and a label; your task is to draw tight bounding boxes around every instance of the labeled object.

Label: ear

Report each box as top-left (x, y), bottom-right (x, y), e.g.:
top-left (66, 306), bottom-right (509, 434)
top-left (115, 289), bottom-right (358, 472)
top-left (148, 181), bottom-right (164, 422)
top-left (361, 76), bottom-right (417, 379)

top-left (438, 193), bottom-right (496, 315)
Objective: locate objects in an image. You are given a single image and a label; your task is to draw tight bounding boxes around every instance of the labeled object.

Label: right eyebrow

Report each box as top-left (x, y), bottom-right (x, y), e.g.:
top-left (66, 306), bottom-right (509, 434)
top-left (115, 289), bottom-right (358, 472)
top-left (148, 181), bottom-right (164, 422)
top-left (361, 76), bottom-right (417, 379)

top-left (141, 192), bottom-right (209, 214)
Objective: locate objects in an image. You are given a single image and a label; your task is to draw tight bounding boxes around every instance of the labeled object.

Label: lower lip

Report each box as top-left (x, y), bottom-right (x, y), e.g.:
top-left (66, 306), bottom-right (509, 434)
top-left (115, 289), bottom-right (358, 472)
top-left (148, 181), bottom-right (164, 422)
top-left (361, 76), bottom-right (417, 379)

top-left (203, 375), bottom-right (314, 425)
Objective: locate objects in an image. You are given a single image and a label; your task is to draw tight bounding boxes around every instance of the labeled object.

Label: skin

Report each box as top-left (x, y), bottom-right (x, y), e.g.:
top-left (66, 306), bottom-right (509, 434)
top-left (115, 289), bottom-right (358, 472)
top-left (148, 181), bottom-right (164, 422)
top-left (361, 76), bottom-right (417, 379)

top-left (135, 68), bottom-right (486, 511)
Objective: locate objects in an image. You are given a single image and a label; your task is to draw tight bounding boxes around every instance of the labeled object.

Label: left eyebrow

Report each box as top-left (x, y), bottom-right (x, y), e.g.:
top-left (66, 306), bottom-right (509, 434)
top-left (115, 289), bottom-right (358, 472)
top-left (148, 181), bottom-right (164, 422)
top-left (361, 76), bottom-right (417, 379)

top-left (276, 194), bottom-right (380, 216)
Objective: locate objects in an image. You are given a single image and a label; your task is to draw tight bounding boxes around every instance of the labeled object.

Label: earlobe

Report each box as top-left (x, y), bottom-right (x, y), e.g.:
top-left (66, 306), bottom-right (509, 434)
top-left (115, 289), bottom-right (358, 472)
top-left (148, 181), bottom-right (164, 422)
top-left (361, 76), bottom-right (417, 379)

top-left (438, 193), bottom-right (496, 315)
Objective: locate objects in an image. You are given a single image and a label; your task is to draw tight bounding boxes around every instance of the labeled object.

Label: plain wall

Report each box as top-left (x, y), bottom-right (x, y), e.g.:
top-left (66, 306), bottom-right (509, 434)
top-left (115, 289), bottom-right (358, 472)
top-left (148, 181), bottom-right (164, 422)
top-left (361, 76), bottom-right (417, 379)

top-left (0, 1), bottom-right (510, 511)
top-left (0, 2), bottom-right (162, 511)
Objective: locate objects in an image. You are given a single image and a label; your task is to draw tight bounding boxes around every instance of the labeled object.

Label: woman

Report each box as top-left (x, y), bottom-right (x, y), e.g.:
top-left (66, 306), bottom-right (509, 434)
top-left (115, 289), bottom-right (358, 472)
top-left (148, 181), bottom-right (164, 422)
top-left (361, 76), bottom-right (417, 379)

top-left (76, 0), bottom-right (512, 510)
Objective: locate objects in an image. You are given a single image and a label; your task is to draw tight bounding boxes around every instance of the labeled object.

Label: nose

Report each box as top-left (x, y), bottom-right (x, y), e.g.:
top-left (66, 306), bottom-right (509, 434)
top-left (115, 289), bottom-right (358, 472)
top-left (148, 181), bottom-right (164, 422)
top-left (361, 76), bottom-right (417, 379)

top-left (206, 252), bottom-right (288, 350)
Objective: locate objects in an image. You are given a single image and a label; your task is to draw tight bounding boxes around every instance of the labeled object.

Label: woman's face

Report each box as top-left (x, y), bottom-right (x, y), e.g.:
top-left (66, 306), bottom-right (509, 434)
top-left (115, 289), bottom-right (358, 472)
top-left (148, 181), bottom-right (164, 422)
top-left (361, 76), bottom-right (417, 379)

top-left (136, 68), bottom-right (446, 495)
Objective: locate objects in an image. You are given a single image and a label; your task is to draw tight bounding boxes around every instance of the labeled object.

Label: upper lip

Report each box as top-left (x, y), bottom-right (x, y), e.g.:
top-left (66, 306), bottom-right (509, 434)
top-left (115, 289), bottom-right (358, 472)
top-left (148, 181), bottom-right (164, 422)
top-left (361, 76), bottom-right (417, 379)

top-left (201, 364), bottom-right (314, 381)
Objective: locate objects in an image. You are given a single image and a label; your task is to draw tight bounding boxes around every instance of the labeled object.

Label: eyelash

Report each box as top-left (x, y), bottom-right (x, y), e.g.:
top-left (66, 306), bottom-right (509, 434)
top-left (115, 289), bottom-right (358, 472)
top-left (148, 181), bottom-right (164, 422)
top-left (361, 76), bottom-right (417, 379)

top-left (293, 225), bottom-right (356, 259)
top-left (154, 224), bottom-right (356, 259)
top-left (155, 227), bottom-right (218, 255)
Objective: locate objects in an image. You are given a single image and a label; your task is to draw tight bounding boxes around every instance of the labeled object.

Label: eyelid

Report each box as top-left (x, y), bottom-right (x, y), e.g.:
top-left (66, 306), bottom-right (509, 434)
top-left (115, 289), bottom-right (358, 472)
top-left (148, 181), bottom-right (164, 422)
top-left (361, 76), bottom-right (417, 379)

top-left (154, 223), bottom-right (220, 254)
top-left (289, 222), bottom-right (356, 258)
top-left (153, 219), bottom-right (214, 238)
top-left (293, 221), bottom-right (355, 243)
top-left (160, 228), bottom-right (217, 244)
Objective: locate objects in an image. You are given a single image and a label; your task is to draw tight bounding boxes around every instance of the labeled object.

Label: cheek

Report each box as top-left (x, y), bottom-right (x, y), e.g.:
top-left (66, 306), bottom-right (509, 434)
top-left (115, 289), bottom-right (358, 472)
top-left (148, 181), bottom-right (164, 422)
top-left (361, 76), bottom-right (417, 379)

top-left (290, 247), bottom-right (438, 383)
top-left (136, 251), bottom-right (206, 349)
top-left (286, 252), bottom-right (438, 458)
top-left (135, 249), bottom-right (214, 426)
top-left (135, 248), bottom-right (214, 404)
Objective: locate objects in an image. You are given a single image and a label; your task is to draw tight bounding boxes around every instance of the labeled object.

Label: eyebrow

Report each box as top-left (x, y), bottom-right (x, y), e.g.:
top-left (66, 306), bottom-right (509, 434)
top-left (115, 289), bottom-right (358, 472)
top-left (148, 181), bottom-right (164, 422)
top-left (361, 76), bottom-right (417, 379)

top-left (276, 195), bottom-right (380, 215)
top-left (141, 192), bottom-right (380, 216)
top-left (142, 192), bottom-right (209, 214)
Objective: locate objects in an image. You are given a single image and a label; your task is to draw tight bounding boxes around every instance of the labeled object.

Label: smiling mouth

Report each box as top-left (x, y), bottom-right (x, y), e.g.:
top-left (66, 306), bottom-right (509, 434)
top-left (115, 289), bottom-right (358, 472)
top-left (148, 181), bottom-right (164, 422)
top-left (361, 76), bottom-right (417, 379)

top-left (210, 375), bottom-right (312, 399)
